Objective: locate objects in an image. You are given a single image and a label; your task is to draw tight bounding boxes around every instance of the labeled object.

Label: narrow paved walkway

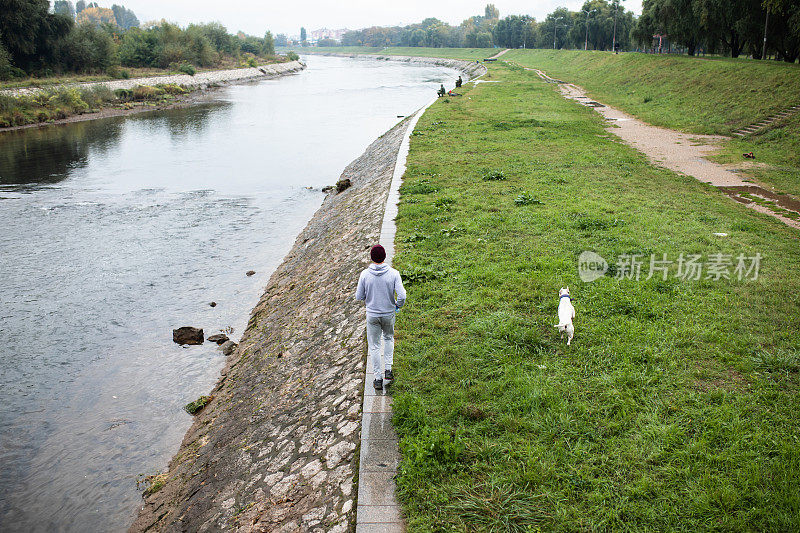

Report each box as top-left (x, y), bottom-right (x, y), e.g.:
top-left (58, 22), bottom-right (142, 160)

top-left (356, 100), bottom-right (433, 532)
top-left (522, 65), bottom-right (800, 229)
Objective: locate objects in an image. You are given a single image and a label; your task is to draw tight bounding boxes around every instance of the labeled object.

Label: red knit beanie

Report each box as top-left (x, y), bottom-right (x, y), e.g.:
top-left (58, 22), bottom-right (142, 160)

top-left (370, 244), bottom-right (386, 263)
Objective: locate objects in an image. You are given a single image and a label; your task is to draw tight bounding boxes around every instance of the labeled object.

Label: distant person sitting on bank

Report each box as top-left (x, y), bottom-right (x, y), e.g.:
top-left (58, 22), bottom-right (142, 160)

top-left (355, 244), bottom-right (406, 389)
top-left (437, 84), bottom-right (447, 97)
top-left (455, 76), bottom-right (463, 88)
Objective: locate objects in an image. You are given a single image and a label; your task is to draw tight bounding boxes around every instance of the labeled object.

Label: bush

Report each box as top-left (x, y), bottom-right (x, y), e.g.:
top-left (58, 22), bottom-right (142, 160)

top-left (177, 63), bottom-right (196, 76)
top-left (49, 88), bottom-right (89, 113)
top-left (132, 85), bottom-right (159, 100)
top-left (114, 88), bottom-right (133, 100)
top-left (0, 44), bottom-right (26, 81)
top-left (158, 83), bottom-right (187, 95)
top-left (12, 110), bottom-right (26, 126)
top-left (80, 85), bottom-right (114, 108)
top-left (107, 65), bottom-right (130, 79)
top-left (286, 51), bottom-right (299, 61)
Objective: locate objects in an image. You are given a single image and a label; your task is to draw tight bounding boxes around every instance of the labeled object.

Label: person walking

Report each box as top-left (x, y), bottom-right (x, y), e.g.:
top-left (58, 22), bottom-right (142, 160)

top-left (355, 244), bottom-right (406, 389)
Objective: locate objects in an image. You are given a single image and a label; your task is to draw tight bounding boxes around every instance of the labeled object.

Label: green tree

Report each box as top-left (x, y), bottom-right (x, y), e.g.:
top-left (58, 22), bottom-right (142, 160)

top-left (538, 8), bottom-right (574, 48)
top-left (0, 0), bottom-right (74, 73)
top-left (54, 1), bottom-right (76, 19)
top-left (111, 4), bottom-right (139, 30)
top-left (764, 0), bottom-right (800, 61)
top-left (275, 33), bottom-right (288, 47)
top-left (118, 27), bottom-right (159, 66)
top-left (75, 0), bottom-right (86, 13)
top-left (476, 32), bottom-right (493, 47)
top-left (76, 7), bottom-right (117, 27)
top-left (263, 31), bottom-right (275, 55)
top-left (59, 21), bottom-right (117, 72)
top-left (485, 4), bottom-right (499, 20)
top-left (695, 0), bottom-right (759, 57)
top-left (493, 15), bottom-right (537, 48)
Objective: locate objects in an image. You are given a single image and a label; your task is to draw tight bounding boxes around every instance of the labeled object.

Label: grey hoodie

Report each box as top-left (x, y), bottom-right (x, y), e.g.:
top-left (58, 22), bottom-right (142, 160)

top-left (355, 263), bottom-right (406, 318)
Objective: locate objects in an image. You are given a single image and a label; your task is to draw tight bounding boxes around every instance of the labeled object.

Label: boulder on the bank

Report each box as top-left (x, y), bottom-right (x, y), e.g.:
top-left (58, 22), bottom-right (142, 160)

top-left (321, 185), bottom-right (335, 193)
top-left (336, 178), bottom-right (351, 193)
top-left (209, 301), bottom-right (217, 307)
top-left (207, 334), bottom-right (229, 345)
top-left (246, 270), bottom-right (256, 277)
top-left (173, 327), bottom-right (204, 345)
top-left (220, 340), bottom-right (238, 356)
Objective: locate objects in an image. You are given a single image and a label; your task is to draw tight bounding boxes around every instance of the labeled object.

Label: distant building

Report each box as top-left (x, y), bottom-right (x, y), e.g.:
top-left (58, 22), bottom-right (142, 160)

top-left (293, 28), bottom-right (349, 44)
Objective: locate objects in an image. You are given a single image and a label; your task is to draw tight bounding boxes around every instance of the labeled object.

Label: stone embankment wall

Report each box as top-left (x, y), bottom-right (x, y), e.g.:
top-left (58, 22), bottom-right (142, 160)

top-left (2, 61), bottom-right (306, 98)
top-left (318, 52), bottom-right (487, 80)
top-left (129, 120), bottom-right (409, 533)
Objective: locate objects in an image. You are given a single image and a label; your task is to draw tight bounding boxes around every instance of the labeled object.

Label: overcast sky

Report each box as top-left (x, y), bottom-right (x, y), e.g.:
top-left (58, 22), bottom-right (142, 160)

top-left (114, 0), bottom-right (643, 37)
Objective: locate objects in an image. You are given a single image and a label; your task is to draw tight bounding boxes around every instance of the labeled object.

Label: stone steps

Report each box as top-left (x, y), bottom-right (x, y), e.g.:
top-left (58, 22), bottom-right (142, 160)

top-left (732, 104), bottom-right (800, 137)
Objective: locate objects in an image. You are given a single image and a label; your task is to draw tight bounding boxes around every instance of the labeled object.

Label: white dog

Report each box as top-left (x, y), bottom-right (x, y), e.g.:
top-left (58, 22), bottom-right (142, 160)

top-left (554, 287), bottom-right (575, 346)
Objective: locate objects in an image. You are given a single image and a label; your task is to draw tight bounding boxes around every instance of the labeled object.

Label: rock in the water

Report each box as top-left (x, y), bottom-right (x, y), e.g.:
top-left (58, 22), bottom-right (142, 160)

top-left (321, 185), bottom-right (335, 193)
top-left (335, 179), bottom-right (351, 193)
top-left (173, 327), bottom-right (204, 345)
top-left (209, 302), bottom-right (217, 307)
top-left (246, 270), bottom-right (256, 277)
top-left (207, 334), bottom-right (229, 345)
top-left (220, 340), bottom-right (238, 356)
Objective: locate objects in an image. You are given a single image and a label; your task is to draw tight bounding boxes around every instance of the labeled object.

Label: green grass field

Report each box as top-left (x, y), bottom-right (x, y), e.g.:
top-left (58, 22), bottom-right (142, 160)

top-left (391, 61), bottom-right (800, 531)
top-left (502, 50), bottom-right (800, 136)
top-left (502, 50), bottom-right (800, 197)
top-left (319, 46), bottom-right (800, 199)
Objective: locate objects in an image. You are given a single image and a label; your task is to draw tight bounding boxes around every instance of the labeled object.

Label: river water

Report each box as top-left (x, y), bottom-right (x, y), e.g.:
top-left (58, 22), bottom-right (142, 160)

top-left (0, 55), bottom-right (459, 532)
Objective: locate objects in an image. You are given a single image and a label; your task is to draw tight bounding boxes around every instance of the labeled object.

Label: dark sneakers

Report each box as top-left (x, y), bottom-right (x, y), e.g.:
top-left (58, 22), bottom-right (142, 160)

top-left (373, 378), bottom-right (383, 389)
top-left (385, 369), bottom-right (394, 383)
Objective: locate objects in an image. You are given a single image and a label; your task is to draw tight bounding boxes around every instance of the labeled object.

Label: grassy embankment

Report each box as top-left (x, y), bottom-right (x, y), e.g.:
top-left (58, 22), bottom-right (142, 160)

top-left (391, 60), bottom-right (800, 530)
top-left (502, 50), bottom-right (800, 198)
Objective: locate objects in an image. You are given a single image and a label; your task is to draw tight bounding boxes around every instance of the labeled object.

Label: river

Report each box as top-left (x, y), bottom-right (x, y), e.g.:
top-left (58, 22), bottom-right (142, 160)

top-left (0, 55), bottom-right (460, 532)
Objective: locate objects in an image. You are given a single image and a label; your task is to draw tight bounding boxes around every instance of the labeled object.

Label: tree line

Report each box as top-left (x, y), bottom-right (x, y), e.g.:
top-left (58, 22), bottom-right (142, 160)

top-left (635, 0), bottom-right (799, 61)
top-left (324, 1), bottom-right (798, 62)
top-left (0, 0), bottom-right (279, 80)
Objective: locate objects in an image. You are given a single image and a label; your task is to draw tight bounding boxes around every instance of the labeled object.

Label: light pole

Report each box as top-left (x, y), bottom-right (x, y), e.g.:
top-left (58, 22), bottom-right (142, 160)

top-left (553, 20), bottom-right (567, 49)
top-left (612, 0), bottom-right (620, 53)
top-left (583, 8), bottom-right (597, 51)
top-left (762, 8), bottom-right (769, 60)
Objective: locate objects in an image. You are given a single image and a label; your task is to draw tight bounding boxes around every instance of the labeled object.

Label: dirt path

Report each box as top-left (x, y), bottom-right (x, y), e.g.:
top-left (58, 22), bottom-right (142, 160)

top-left (488, 49), bottom-right (510, 59)
top-left (525, 66), bottom-right (800, 229)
